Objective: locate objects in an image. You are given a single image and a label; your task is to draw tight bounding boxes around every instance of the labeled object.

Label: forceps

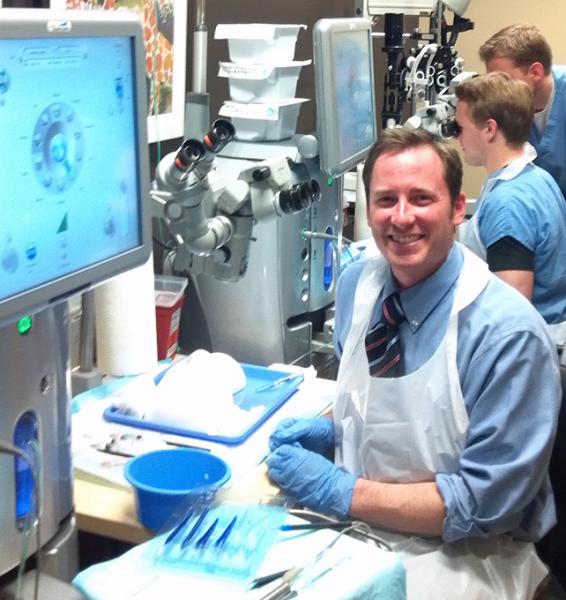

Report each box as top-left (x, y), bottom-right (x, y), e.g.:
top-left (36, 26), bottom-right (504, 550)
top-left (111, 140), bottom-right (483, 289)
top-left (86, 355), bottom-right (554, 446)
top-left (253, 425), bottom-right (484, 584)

top-left (256, 524), bottom-right (349, 600)
top-left (255, 374), bottom-right (302, 393)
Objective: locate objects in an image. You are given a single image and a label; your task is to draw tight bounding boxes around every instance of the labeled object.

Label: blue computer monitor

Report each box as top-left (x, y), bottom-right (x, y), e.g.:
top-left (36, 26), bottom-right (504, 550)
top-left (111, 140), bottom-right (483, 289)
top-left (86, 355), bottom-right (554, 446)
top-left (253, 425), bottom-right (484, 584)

top-left (313, 18), bottom-right (377, 178)
top-left (0, 9), bottom-right (151, 326)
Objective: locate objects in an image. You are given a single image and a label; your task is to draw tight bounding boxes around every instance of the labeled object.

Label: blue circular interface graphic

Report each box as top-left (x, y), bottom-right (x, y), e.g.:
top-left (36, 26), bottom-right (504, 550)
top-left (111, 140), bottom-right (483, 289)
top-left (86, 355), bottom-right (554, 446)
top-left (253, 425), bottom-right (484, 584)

top-left (31, 103), bottom-right (84, 193)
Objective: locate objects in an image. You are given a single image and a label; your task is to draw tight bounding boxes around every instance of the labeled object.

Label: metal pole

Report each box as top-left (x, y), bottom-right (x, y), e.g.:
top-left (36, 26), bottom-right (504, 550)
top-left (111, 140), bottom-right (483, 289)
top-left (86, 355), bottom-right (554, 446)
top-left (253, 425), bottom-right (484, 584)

top-left (192, 0), bottom-right (207, 94)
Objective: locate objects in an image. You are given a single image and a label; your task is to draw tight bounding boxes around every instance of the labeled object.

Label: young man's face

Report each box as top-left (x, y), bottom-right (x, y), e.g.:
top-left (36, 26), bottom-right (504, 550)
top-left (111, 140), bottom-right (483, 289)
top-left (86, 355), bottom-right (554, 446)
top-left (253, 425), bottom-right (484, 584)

top-left (366, 144), bottom-right (466, 290)
top-left (454, 100), bottom-right (488, 167)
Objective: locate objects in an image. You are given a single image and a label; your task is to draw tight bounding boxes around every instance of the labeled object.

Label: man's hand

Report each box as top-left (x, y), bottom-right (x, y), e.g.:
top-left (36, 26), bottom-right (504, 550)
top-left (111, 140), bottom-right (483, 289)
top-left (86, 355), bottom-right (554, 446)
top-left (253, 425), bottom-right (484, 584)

top-left (267, 444), bottom-right (356, 518)
top-left (268, 417), bottom-right (335, 454)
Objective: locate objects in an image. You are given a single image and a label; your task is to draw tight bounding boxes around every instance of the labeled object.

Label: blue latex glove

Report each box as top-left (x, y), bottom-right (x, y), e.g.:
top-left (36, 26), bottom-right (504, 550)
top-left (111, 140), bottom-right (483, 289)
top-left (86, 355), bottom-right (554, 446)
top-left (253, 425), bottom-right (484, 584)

top-left (268, 416), bottom-right (335, 454)
top-left (267, 444), bottom-right (357, 519)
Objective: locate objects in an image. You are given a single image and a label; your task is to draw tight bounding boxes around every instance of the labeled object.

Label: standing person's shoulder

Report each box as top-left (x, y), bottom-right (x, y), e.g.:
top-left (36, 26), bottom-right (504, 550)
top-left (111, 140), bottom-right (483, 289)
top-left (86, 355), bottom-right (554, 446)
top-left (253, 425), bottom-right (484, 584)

top-left (552, 65), bottom-right (566, 91)
top-left (518, 162), bottom-right (563, 198)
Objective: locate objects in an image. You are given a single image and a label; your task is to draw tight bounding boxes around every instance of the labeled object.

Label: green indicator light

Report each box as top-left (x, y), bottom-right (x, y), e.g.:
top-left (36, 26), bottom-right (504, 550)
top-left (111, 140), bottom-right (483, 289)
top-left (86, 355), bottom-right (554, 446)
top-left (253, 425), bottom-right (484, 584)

top-left (327, 177), bottom-right (333, 186)
top-left (17, 315), bottom-right (32, 335)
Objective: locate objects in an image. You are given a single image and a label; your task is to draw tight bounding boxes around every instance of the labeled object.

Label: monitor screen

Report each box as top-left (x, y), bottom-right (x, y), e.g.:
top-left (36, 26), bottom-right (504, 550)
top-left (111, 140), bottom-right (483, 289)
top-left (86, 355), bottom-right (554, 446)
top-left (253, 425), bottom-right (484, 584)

top-left (0, 9), bottom-right (151, 326)
top-left (313, 19), bottom-right (377, 177)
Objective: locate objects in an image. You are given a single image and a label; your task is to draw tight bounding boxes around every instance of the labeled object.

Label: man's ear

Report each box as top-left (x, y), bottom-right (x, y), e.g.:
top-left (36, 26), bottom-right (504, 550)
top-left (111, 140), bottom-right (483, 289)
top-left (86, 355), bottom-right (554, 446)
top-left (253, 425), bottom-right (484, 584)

top-left (453, 192), bottom-right (467, 226)
top-left (528, 61), bottom-right (545, 85)
top-left (484, 118), bottom-right (498, 142)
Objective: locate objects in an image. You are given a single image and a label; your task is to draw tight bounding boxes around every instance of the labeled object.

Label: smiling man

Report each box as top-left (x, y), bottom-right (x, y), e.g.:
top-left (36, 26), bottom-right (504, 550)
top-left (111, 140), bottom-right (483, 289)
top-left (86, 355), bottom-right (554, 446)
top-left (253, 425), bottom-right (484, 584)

top-left (267, 128), bottom-right (560, 599)
top-left (455, 72), bottom-right (566, 348)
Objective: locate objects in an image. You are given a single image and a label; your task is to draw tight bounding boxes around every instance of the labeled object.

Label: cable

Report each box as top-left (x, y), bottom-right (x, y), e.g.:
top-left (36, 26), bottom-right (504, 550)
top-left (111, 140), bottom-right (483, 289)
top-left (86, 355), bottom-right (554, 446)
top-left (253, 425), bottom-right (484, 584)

top-left (301, 230), bottom-right (354, 246)
top-left (0, 440), bottom-right (41, 600)
top-left (151, 0), bottom-right (161, 161)
top-left (153, 234), bottom-right (176, 251)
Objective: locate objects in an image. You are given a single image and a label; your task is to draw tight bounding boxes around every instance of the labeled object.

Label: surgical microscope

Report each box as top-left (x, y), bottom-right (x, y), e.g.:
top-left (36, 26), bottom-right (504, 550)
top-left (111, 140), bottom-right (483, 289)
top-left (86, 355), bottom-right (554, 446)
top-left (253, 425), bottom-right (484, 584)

top-left (153, 8), bottom-right (378, 368)
top-left (0, 10), bottom-right (151, 600)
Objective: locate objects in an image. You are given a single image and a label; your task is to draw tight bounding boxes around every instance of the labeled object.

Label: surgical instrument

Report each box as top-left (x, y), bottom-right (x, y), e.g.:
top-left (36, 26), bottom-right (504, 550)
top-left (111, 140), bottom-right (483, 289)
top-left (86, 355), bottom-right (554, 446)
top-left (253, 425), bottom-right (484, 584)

top-left (214, 515), bottom-right (237, 547)
top-left (181, 509), bottom-right (209, 549)
top-left (251, 569), bottom-right (292, 590)
top-left (258, 522), bottom-right (358, 600)
top-left (164, 510), bottom-right (193, 545)
top-left (280, 521), bottom-right (354, 532)
top-left (289, 509), bottom-right (392, 551)
top-left (255, 374), bottom-right (303, 393)
top-left (195, 517), bottom-right (219, 549)
top-left (157, 501), bottom-right (287, 581)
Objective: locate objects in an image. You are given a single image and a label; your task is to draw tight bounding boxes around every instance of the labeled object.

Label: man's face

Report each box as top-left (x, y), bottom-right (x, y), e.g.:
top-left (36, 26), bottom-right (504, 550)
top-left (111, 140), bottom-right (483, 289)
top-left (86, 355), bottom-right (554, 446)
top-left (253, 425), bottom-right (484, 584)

top-left (454, 100), bottom-right (487, 167)
top-left (485, 55), bottom-right (535, 89)
top-left (366, 145), bottom-right (466, 289)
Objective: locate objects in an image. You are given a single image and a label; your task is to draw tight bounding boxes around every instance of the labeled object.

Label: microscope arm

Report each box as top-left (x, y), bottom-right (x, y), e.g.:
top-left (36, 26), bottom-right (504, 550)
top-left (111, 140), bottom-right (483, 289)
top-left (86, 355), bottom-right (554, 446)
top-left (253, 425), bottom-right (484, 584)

top-left (152, 119), bottom-right (320, 281)
top-left (151, 119), bottom-right (246, 261)
top-left (152, 152), bottom-right (235, 256)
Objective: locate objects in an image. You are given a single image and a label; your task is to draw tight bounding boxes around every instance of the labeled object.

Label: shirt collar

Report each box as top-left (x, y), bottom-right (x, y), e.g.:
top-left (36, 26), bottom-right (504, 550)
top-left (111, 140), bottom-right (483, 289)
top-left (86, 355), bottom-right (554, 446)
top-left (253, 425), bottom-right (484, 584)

top-left (378, 244), bottom-right (463, 333)
top-left (489, 143), bottom-right (537, 181)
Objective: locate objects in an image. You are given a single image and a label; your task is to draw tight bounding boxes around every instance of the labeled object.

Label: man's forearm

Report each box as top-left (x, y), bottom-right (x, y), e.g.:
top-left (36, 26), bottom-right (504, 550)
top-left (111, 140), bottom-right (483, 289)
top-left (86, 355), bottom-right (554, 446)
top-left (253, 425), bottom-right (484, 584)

top-left (348, 478), bottom-right (446, 537)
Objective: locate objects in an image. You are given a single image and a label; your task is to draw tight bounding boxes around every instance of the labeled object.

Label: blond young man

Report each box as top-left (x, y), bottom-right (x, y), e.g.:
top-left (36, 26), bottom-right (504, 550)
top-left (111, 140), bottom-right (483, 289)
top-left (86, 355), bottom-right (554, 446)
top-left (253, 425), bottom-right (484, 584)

top-left (455, 72), bottom-right (566, 348)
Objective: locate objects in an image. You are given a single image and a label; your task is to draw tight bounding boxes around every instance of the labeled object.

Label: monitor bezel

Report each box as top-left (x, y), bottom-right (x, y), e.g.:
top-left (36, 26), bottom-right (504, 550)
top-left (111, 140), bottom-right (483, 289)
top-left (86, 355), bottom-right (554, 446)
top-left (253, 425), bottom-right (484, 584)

top-left (313, 18), bottom-right (377, 178)
top-left (0, 9), bottom-right (152, 327)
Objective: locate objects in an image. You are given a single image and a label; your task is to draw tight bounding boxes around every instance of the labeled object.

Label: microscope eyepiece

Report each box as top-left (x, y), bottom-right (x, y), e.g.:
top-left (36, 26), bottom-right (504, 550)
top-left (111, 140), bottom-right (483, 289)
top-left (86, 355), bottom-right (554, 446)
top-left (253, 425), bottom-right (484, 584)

top-left (278, 180), bottom-right (321, 214)
top-left (440, 118), bottom-right (461, 140)
top-left (174, 139), bottom-right (207, 174)
top-left (203, 119), bottom-right (236, 153)
top-left (309, 179), bottom-right (321, 203)
top-left (252, 166), bottom-right (271, 182)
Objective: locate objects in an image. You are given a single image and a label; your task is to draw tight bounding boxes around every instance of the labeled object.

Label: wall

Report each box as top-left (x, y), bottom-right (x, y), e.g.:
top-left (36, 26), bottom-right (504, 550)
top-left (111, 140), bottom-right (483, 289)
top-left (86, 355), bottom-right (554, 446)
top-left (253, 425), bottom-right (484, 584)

top-left (454, 0), bottom-right (566, 198)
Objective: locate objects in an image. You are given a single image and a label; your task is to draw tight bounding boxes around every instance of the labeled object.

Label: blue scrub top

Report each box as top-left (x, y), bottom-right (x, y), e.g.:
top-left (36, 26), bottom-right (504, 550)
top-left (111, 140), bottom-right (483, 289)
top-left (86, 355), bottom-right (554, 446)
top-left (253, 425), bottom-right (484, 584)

top-left (529, 65), bottom-right (566, 198)
top-left (477, 162), bottom-right (566, 325)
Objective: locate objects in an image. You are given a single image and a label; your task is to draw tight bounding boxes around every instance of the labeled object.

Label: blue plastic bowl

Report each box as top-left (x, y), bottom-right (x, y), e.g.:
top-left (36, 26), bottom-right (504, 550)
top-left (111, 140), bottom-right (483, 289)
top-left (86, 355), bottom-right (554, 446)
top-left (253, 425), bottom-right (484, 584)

top-left (124, 448), bottom-right (231, 531)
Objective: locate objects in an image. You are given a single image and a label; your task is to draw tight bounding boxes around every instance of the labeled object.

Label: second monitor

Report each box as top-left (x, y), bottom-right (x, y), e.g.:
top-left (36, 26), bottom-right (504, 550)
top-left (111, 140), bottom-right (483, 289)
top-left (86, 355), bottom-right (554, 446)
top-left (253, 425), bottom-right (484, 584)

top-left (313, 18), bottom-right (377, 178)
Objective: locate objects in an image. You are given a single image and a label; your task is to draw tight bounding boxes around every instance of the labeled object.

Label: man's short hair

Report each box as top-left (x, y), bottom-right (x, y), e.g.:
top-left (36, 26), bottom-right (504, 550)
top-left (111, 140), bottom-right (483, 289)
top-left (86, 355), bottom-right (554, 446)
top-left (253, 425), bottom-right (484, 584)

top-left (479, 24), bottom-right (552, 75)
top-left (455, 72), bottom-right (534, 147)
top-left (362, 128), bottom-right (463, 207)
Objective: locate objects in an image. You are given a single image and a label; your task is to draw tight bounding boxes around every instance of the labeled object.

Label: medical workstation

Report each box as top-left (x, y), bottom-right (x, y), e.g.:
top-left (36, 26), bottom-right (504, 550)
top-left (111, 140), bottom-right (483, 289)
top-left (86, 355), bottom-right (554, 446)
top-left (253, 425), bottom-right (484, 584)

top-left (1, 0), bottom-right (565, 599)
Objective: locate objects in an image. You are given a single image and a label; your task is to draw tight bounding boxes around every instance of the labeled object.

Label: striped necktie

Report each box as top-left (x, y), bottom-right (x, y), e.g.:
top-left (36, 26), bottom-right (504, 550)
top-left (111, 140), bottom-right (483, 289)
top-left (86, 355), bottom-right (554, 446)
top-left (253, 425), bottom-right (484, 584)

top-left (365, 292), bottom-right (406, 378)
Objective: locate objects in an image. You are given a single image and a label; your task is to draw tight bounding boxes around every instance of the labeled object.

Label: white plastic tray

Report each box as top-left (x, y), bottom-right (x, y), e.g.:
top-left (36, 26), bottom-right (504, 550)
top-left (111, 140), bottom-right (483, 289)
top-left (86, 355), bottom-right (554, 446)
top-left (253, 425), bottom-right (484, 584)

top-left (214, 23), bottom-right (306, 64)
top-left (219, 98), bottom-right (309, 141)
top-left (218, 60), bottom-right (311, 102)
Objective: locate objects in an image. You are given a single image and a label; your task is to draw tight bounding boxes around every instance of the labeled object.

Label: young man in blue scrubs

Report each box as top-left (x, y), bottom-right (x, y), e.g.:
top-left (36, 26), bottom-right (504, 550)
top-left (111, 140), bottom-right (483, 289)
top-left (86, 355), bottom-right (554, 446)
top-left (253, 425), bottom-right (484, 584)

top-left (479, 24), bottom-right (566, 199)
top-left (267, 128), bottom-right (560, 599)
top-left (455, 71), bottom-right (566, 349)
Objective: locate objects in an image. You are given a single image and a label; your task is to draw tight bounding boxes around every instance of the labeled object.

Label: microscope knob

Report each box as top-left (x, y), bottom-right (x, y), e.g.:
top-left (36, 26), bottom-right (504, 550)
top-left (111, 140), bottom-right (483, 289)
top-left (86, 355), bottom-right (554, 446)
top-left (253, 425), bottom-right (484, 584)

top-left (297, 134), bottom-right (319, 159)
top-left (164, 201), bottom-right (183, 222)
top-left (252, 166), bottom-right (271, 182)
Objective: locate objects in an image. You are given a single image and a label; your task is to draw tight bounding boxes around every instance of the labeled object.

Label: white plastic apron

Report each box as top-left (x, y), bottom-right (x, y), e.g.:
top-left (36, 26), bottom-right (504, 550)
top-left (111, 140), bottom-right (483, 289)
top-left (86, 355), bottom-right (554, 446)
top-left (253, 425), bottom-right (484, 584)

top-left (458, 144), bottom-right (566, 350)
top-left (333, 245), bottom-right (547, 600)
